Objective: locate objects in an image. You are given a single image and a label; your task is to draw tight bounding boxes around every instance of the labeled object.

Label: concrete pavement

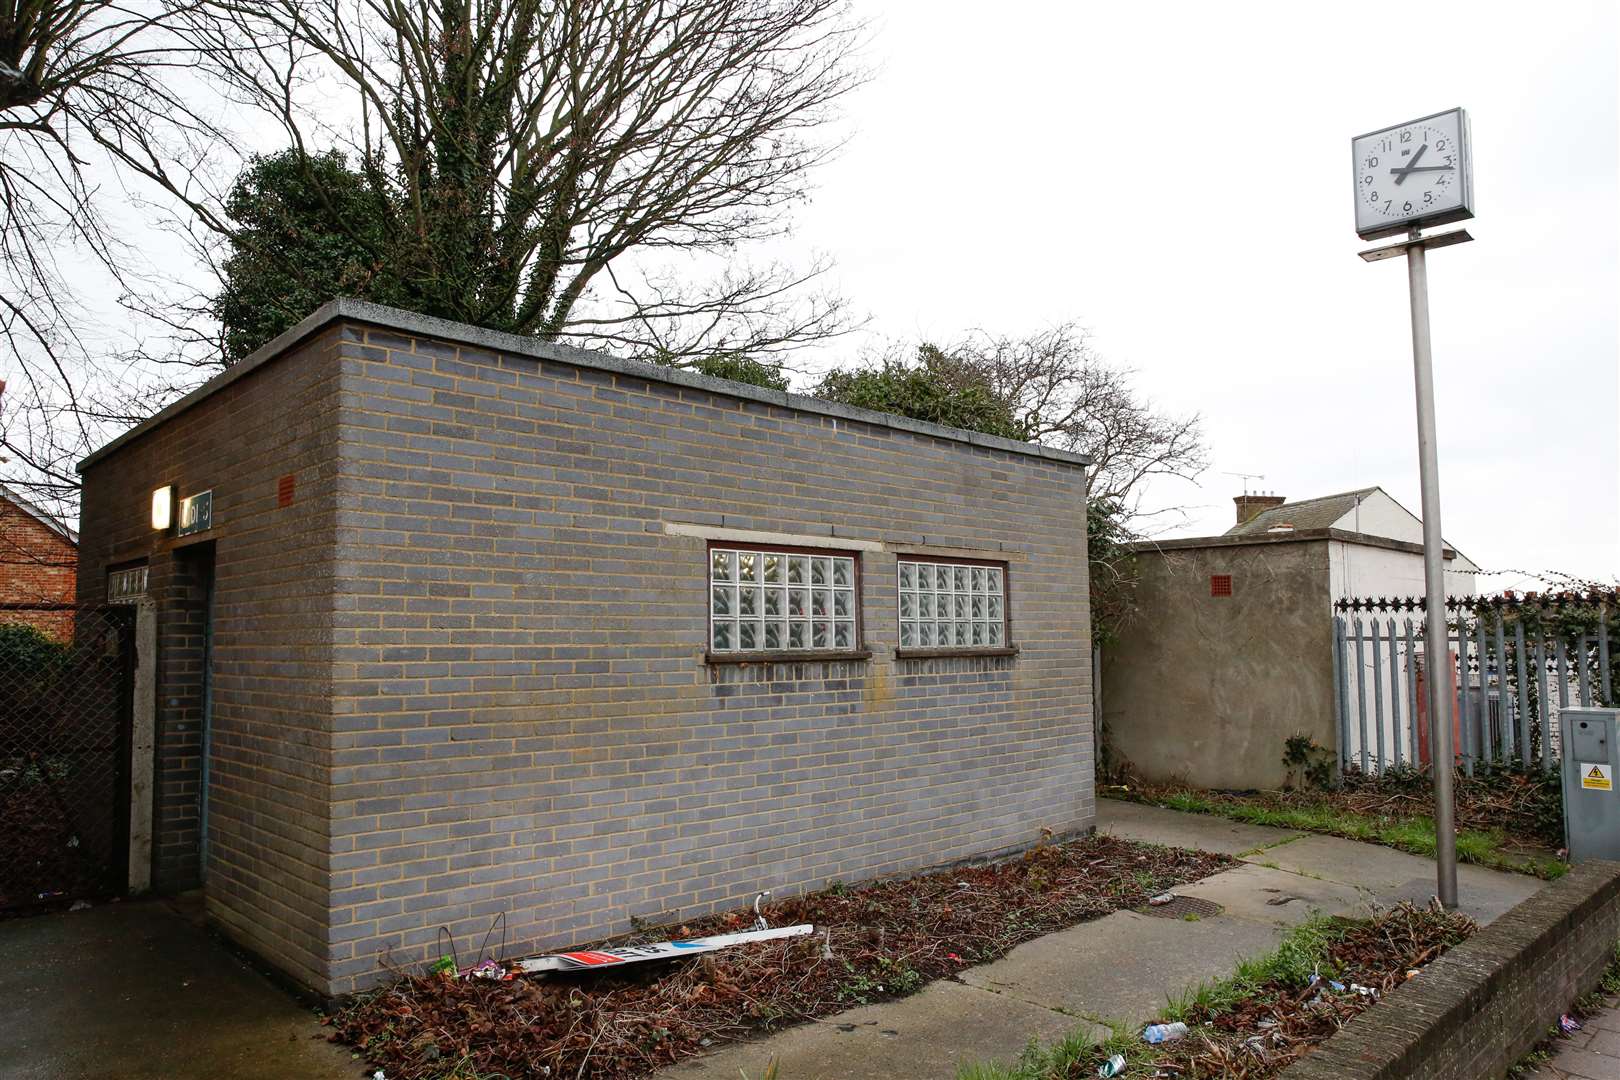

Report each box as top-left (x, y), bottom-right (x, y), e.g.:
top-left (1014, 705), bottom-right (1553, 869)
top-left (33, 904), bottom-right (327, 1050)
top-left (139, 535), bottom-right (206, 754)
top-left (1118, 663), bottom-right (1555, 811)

top-left (661, 800), bottom-right (1545, 1080)
top-left (0, 803), bottom-right (1548, 1080)
top-left (1530, 998), bottom-right (1620, 1079)
top-left (0, 895), bottom-right (356, 1080)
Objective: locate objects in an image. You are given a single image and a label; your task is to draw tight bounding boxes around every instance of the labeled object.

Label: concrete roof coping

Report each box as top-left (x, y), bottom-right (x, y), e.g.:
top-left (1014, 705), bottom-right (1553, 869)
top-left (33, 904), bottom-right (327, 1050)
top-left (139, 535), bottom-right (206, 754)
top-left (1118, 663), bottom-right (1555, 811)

top-left (1129, 527), bottom-right (1461, 561)
top-left (78, 299), bottom-right (1092, 473)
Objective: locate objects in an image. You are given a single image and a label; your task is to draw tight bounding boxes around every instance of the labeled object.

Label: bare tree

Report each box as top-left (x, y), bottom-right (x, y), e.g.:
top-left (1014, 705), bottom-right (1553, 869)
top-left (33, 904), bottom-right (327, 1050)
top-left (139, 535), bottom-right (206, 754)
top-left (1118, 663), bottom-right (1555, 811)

top-left (946, 324), bottom-right (1206, 516)
top-left (855, 323), bottom-right (1208, 523)
top-left (0, 0), bottom-right (219, 511)
top-left (174, 0), bottom-right (866, 362)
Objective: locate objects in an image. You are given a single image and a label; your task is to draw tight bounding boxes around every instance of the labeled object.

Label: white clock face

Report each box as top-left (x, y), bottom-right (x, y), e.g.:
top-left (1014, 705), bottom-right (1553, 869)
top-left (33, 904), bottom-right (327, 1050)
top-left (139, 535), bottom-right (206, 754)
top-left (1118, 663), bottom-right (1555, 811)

top-left (1352, 109), bottom-right (1471, 239)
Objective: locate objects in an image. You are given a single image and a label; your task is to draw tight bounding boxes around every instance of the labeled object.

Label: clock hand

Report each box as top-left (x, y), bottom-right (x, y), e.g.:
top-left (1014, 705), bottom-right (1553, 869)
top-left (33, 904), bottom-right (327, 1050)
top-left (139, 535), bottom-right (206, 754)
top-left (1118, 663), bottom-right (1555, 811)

top-left (1388, 165), bottom-right (1454, 173)
top-left (1390, 142), bottom-right (1428, 185)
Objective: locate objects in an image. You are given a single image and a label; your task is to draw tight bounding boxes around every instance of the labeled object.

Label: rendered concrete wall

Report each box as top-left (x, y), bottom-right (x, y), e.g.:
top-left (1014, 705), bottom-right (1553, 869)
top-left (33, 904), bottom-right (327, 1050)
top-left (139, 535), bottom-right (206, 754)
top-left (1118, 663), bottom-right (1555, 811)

top-left (77, 330), bottom-right (345, 989)
top-left (1102, 540), bottom-right (1333, 790)
top-left (1327, 539), bottom-right (1476, 600)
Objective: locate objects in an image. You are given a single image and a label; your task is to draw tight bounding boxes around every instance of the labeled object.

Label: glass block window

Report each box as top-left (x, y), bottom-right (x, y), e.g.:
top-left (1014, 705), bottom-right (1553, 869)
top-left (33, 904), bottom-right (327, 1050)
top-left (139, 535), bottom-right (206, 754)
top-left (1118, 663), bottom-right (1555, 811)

top-left (710, 547), bottom-right (858, 653)
top-left (898, 559), bottom-right (1006, 649)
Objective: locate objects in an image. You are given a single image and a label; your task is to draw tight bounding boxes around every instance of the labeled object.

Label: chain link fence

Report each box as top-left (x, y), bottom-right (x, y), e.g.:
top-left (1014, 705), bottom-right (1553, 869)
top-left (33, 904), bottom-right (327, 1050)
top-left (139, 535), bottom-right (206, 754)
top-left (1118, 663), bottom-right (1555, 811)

top-left (0, 605), bottom-right (134, 912)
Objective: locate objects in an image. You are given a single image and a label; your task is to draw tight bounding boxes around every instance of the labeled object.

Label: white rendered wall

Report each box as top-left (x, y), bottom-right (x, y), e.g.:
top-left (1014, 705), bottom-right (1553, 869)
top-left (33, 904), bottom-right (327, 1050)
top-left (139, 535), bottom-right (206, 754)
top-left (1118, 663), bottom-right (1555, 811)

top-left (1329, 540), bottom-right (1478, 602)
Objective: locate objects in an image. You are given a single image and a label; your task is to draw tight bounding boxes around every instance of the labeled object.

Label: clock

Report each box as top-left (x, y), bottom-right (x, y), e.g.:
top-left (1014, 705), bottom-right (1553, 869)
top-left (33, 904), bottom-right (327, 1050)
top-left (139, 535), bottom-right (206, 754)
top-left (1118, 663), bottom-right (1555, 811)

top-left (1352, 108), bottom-right (1473, 240)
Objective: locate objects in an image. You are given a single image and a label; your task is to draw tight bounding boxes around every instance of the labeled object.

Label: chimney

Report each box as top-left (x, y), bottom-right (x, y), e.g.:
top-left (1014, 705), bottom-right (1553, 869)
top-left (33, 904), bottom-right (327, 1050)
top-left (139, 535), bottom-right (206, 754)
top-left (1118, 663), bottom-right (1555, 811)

top-left (1234, 492), bottom-right (1286, 526)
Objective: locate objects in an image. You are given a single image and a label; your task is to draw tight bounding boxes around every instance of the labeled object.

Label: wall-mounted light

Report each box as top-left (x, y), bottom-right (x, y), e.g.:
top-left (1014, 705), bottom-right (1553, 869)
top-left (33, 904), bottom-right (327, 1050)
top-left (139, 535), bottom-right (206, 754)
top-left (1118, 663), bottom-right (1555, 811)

top-left (151, 485), bottom-right (174, 531)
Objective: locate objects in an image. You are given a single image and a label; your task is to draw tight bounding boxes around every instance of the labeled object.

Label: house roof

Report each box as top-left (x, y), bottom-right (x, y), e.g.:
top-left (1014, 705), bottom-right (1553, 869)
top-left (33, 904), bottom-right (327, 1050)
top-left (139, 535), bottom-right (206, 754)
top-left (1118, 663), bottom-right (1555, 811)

top-left (1224, 487), bottom-right (1381, 536)
top-left (0, 483), bottom-right (78, 546)
top-left (79, 299), bottom-right (1093, 473)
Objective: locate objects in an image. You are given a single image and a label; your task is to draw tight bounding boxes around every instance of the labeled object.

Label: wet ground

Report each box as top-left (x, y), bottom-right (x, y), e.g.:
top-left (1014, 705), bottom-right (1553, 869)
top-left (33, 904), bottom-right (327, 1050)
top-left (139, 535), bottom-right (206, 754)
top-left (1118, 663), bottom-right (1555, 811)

top-left (0, 894), bottom-right (357, 1080)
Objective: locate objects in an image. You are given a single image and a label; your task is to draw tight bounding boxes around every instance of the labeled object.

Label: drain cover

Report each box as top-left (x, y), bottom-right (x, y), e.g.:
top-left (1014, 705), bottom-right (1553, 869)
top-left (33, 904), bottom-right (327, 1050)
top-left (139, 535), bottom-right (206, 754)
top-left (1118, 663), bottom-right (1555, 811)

top-left (1138, 895), bottom-right (1224, 919)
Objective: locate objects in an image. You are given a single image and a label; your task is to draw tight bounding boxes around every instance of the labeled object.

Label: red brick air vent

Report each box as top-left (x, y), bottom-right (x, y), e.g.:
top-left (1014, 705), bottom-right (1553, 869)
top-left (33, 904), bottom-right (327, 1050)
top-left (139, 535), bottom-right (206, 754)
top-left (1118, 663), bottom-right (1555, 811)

top-left (277, 473), bottom-right (296, 508)
top-left (1210, 574), bottom-right (1233, 598)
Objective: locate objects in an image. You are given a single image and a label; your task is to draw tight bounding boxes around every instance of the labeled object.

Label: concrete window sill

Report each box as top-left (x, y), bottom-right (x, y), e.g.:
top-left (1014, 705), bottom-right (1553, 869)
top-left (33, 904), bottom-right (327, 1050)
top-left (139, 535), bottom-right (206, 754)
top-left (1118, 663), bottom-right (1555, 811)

top-left (893, 646), bottom-right (1020, 660)
top-left (705, 649), bottom-right (873, 666)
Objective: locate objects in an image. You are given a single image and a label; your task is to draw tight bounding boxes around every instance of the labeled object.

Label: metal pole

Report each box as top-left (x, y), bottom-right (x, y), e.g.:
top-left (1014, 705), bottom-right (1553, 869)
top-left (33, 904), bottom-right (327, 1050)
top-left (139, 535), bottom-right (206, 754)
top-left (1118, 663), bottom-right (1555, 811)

top-left (1406, 227), bottom-right (1459, 908)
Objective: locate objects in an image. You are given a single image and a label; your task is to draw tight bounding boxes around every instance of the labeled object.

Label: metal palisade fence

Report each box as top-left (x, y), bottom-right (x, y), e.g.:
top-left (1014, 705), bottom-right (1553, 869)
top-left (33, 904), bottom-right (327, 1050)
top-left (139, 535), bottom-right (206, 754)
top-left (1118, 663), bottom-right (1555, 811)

top-left (0, 605), bottom-right (135, 911)
top-left (1332, 591), bottom-right (1616, 777)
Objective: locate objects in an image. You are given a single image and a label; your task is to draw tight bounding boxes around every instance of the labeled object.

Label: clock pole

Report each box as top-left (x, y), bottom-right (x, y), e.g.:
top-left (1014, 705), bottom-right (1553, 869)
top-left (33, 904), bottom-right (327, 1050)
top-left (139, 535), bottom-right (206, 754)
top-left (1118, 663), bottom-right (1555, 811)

top-left (1357, 223), bottom-right (1474, 910)
top-left (1404, 225), bottom-right (1459, 910)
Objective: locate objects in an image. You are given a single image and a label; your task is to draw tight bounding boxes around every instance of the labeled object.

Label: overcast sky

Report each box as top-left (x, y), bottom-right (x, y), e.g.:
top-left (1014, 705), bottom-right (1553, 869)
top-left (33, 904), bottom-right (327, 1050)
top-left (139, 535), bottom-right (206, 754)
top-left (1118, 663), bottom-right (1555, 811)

top-left (780, 0), bottom-right (1618, 589)
top-left (38, 1), bottom-right (1618, 589)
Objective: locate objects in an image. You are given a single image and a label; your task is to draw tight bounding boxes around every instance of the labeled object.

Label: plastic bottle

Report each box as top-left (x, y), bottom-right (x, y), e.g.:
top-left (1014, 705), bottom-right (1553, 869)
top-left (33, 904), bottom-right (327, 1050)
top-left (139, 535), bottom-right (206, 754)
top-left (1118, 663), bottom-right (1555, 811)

top-left (1143, 1021), bottom-right (1189, 1044)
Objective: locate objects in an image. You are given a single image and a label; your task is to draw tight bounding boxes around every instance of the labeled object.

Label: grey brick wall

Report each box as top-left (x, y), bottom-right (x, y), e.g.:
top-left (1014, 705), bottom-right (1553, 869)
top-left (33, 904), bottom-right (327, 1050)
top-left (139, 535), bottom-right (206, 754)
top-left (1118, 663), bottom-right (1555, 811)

top-left (77, 331), bottom-right (346, 990)
top-left (78, 303), bottom-right (1093, 997)
top-left (322, 318), bottom-right (1092, 994)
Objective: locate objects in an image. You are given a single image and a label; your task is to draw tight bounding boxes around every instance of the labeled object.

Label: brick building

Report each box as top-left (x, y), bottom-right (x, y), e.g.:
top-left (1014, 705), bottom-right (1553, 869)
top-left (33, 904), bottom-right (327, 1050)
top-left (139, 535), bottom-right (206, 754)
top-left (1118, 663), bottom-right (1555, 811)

top-left (0, 483), bottom-right (79, 638)
top-left (76, 300), bottom-right (1094, 996)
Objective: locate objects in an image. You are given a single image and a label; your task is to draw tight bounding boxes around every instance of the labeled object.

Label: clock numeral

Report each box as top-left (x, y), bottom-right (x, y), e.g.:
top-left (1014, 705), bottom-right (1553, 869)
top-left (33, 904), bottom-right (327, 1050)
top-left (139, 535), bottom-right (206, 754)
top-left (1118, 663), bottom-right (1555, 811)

top-left (1403, 200), bottom-right (1413, 212)
top-left (1364, 156), bottom-right (1379, 168)
top-left (1436, 138), bottom-right (1447, 151)
top-left (1362, 175), bottom-right (1373, 186)
top-left (1368, 190), bottom-right (1379, 203)
top-left (1400, 129), bottom-right (1413, 144)
top-left (1423, 192), bottom-right (1433, 205)
top-left (1384, 200), bottom-right (1392, 212)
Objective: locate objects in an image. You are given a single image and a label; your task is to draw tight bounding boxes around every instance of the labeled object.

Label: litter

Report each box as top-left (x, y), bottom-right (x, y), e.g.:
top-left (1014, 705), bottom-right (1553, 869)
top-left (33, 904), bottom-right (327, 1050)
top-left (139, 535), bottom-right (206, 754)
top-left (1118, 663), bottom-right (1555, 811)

top-left (69, 899), bottom-right (91, 912)
top-left (1560, 1014), bottom-right (1583, 1034)
top-left (1144, 1021), bottom-right (1189, 1044)
top-left (1405, 968), bottom-right (1420, 980)
top-left (463, 959), bottom-right (509, 981)
top-left (1349, 983), bottom-right (1378, 999)
top-left (1097, 1052), bottom-right (1127, 1077)
top-left (1307, 969), bottom-right (1346, 993)
top-left (514, 924), bottom-right (815, 975)
top-left (1148, 892), bottom-right (1177, 906)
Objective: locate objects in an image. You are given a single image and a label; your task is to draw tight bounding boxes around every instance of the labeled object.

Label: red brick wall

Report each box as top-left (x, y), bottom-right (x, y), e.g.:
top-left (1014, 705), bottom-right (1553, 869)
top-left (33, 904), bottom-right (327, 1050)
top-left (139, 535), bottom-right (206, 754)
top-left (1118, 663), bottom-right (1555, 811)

top-left (0, 497), bottom-right (77, 640)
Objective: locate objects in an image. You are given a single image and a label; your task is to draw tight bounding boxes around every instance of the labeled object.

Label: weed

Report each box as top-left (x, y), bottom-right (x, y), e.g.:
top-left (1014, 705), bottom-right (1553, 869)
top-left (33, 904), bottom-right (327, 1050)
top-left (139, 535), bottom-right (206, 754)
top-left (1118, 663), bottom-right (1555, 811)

top-left (1120, 789), bottom-right (1569, 880)
top-left (1165, 915), bottom-right (1345, 1020)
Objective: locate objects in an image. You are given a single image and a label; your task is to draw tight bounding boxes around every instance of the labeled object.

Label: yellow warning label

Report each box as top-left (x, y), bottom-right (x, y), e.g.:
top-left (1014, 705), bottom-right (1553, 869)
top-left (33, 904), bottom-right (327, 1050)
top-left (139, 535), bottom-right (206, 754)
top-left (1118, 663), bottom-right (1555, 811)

top-left (1582, 763), bottom-right (1613, 791)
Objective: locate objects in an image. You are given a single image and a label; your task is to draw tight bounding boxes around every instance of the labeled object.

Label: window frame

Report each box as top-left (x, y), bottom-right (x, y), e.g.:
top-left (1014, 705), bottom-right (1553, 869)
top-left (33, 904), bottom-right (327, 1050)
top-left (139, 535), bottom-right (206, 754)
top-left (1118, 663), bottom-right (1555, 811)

top-left (705, 541), bottom-right (869, 662)
top-left (895, 554), bottom-right (1016, 658)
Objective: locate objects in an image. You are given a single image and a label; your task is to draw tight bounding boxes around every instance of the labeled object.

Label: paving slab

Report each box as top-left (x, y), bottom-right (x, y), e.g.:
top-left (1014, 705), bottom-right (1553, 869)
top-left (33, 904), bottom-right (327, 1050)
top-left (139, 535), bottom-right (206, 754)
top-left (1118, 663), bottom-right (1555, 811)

top-left (1526, 997), bottom-right (1620, 1079)
top-left (0, 897), bottom-right (354, 1080)
top-left (664, 979), bottom-right (1099, 1080)
top-left (1172, 861), bottom-right (1369, 926)
top-left (1241, 831), bottom-right (1544, 925)
top-left (959, 906), bottom-right (1282, 1023)
top-left (1098, 799), bottom-right (1304, 856)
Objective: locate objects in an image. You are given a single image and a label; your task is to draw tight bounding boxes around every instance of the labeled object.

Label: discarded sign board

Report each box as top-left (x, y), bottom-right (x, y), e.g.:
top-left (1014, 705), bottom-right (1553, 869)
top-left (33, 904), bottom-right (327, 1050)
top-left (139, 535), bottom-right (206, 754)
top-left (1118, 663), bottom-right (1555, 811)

top-left (513, 924), bottom-right (814, 975)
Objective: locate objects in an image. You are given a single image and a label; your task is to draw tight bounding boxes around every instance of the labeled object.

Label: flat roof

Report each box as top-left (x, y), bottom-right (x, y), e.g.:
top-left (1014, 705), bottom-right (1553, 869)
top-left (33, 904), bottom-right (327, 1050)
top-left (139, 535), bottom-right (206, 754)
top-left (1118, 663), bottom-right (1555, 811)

top-left (1130, 527), bottom-right (1461, 561)
top-left (79, 299), bottom-right (1092, 473)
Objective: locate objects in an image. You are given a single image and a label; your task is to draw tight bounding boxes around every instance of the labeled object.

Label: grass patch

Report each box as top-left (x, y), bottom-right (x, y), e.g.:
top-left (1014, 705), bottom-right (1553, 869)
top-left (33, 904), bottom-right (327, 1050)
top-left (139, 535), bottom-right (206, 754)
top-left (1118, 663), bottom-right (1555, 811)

top-left (1163, 915), bottom-right (1346, 1021)
top-left (1121, 787), bottom-right (1568, 880)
